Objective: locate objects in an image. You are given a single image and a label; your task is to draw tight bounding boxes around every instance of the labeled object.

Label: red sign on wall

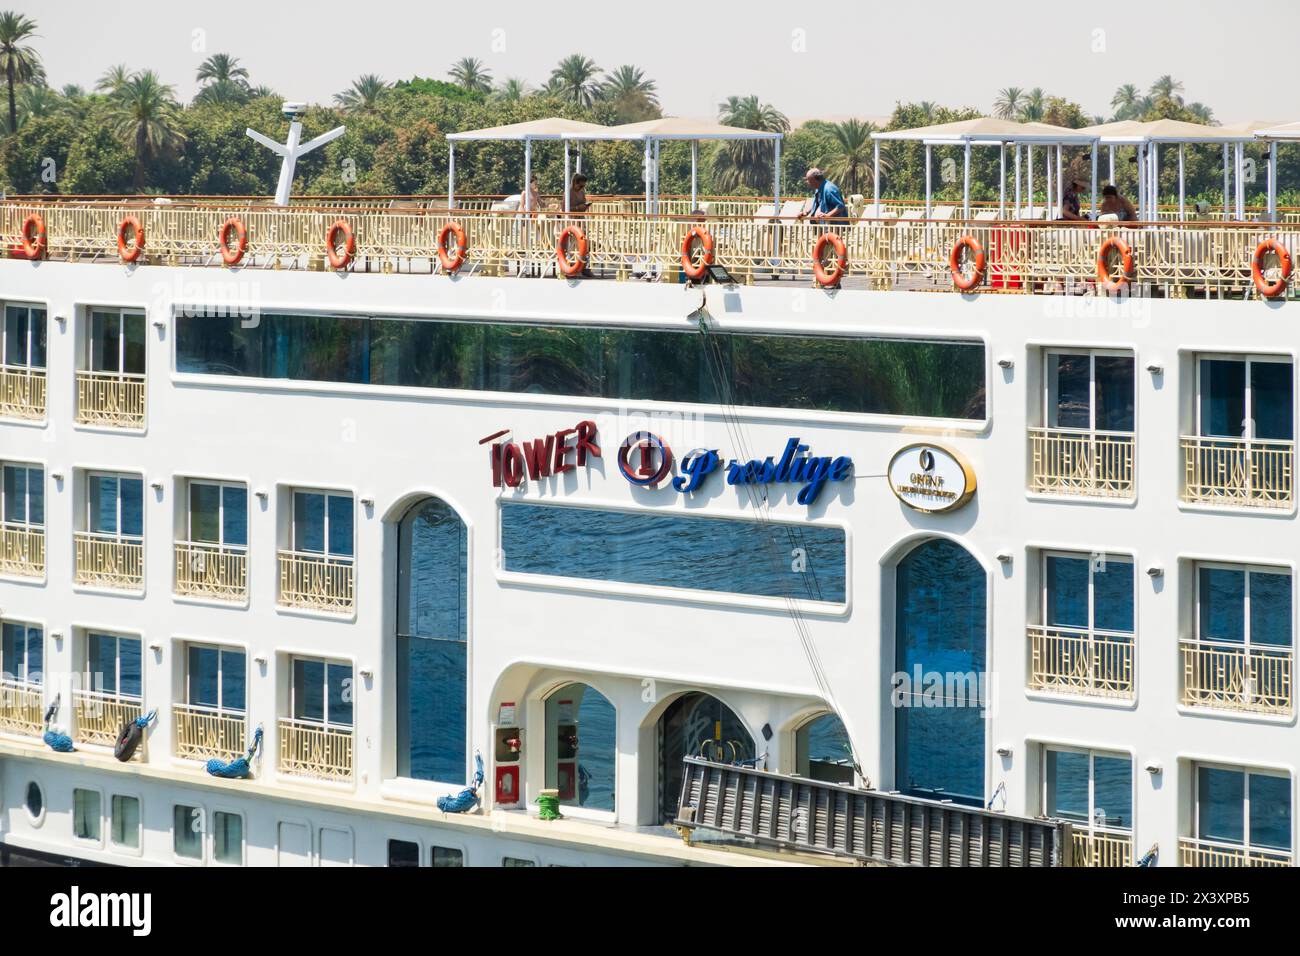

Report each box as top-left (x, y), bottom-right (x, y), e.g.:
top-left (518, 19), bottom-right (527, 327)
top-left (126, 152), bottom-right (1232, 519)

top-left (482, 421), bottom-right (601, 488)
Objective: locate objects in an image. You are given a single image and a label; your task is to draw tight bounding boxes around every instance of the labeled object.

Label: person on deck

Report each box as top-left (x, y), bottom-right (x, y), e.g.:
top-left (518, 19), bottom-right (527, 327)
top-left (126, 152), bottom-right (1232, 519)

top-left (1058, 179), bottom-right (1085, 221)
top-left (566, 173), bottom-right (591, 213)
top-left (797, 167), bottom-right (847, 220)
top-left (523, 175), bottom-right (542, 212)
top-left (1099, 184), bottom-right (1138, 222)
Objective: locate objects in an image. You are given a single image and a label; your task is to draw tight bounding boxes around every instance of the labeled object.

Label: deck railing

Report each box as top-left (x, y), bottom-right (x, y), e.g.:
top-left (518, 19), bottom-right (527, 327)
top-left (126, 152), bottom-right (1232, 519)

top-left (75, 371), bottom-right (146, 428)
top-left (1179, 837), bottom-right (1292, 867)
top-left (0, 681), bottom-right (43, 736)
top-left (173, 702), bottom-right (245, 763)
top-left (0, 364), bottom-right (45, 419)
top-left (73, 688), bottom-right (142, 748)
top-left (1029, 428), bottom-right (1135, 498)
top-left (174, 540), bottom-right (247, 601)
top-left (277, 717), bottom-right (353, 782)
top-left (1072, 829), bottom-right (1134, 868)
top-left (74, 531), bottom-right (144, 589)
top-left (277, 550), bottom-right (354, 613)
top-left (0, 523), bottom-right (44, 578)
top-left (1181, 436), bottom-right (1293, 508)
top-left (1028, 625), bottom-right (1135, 699)
top-left (1180, 639), bottom-right (1292, 715)
top-left (8, 198), bottom-right (1300, 297)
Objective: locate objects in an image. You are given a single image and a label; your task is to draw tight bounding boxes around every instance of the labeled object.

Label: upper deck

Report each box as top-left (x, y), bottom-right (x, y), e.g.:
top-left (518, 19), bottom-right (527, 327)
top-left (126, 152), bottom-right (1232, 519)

top-left (7, 193), bottom-right (1300, 299)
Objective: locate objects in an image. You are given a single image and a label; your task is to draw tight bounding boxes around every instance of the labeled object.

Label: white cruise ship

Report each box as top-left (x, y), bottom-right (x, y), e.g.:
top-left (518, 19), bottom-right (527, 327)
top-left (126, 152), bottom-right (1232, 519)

top-left (1, 110), bottom-right (1298, 870)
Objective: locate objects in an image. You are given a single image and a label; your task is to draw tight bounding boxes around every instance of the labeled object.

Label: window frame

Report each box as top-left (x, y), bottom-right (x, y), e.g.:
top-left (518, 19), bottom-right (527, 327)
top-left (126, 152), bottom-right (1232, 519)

top-left (84, 630), bottom-right (143, 702)
top-left (86, 307), bottom-right (146, 377)
top-left (108, 792), bottom-right (143, 856)
top-left (84, 470), bottom-right (144, 541)
top-left (1195, 352), bottom-right (1293, 441)
top-left (185, 479), bottom-right (248, 549)
top-left (1, 461), bottom-right (44, 529)
top-left (1041, 744), bottom-right (1134, 838)
top-left (289, 655), bottom-right (353, 730)
top-left (183, 642), bottom-right (247, 716)
top-left (172, 802), bottom-right (207, 865)
top-left (2, 303), bottom-right (46, 370)
top-left (291, 488), bottom-right (354, 562)
top-left (1192, 761), bottom-right (1293, 854)
top-left (1040, 549), bottom-right (1135, 637)
top-left (1193, 560), bottom-right (1294, 652)
top-left (1042, 348), bottom-right (1134, 434)
top-left (210, 807), bottom-right (246, 867)
top-left (1, 617), bottom-right (43, 686)
top-left (71, 786), bottom-right (105, 848)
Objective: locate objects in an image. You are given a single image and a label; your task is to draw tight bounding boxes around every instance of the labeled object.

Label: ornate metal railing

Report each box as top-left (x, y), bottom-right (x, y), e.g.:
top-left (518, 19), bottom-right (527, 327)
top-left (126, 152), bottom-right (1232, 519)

top-left (8, 198), bottom-right (1300, 296)
top-left (277, 550), bottom-right (354, 613)
top-left (1072, 829), bottom-right (1134, 868)
top-left (1029, 428), bottom-right (1135, 498)
top-left (73, 688), bottom-right (142, 748)
top-left (0, 364), bottom-right (45, 419)
top-left (174, 540), bottom-right (247, 601)
top-left (173, 702), bottom-right (245, 763)
top-left (75, 371), bottom-right (146, 428)
top-left (0, 523), bottom-right (44, 578)
top-left (0, 680), bottom-right (43, 736)
top-left (74, 531), bottom-right (144, 589)
top-left (1180, 639), bottom-right (1292, 715)
top-left (278, 717), bottom-right (353, 782)
top-left (1028, 625), bottom-right (1135, 699)
top-left (1179, 837), bottom-right (1292, 867)
top-left (1182, 436), bottom-right (1293, 508)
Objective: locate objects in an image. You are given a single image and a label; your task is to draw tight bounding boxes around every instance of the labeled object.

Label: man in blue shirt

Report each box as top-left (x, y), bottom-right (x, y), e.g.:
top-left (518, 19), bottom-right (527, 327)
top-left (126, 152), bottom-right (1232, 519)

top-left (799, 167), bottom-right (847, 220)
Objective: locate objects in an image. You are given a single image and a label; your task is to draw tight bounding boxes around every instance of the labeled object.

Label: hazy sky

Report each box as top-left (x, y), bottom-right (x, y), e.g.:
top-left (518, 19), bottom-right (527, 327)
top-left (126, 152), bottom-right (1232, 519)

top-left (18, 0), bottom-right (1294, 124)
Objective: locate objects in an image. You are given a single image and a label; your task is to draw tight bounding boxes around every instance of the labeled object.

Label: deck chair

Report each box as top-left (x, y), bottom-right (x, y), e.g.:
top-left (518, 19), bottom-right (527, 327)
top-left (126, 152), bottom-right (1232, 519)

top-left (929, 205), bottom-right (957, 221)
top-left (974, 210), bottom-right (999, 221)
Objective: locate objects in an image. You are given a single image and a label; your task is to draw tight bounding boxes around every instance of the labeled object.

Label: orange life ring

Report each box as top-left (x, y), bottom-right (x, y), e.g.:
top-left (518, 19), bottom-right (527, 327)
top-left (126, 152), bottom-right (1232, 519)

top-left (812, 233), bottom-right (848, 287)
top-left (949, 235), bottom-right (986, 291)
top-left (680, 225), bottom-right (715, 281)
top-left (556, 224), bottom-right (588, 278)
top-left (218, 216), bottom-right (248, 266)
top-left (326, 219), bottom-right (355, 270)
top-left (117, 215), bottom-right (145, 264)
top-left (1096, 236), bottom-right (1134, 292)
top-left (437, 221), bottom-right (468, 273)
top-left (1252, 238), bottom-right (1293, 299)
top-left (19, 213), bottom-right (46, 259)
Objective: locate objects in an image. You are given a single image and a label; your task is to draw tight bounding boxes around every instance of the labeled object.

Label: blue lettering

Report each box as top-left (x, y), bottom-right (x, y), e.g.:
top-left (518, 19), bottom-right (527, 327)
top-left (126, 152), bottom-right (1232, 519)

top-left (674, 449), bottom-right (720, 493)
top-left (797, 457), bottom-right (834, 504)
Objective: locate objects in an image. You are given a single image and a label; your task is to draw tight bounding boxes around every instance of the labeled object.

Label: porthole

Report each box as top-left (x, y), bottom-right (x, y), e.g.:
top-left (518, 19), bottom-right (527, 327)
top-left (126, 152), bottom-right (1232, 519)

top-left (24, 781), bottom-right (45, 826)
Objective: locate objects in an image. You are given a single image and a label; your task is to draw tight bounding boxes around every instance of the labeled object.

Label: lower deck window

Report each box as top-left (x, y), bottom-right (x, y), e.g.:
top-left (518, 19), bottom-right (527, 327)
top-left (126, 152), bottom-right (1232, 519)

top-left (214, 812), bottom-right (243, 865)
top-left (73, 789), bottom-right (101, 841)
top-left (388, 839), bottom-right (419, 867)
top-left (432, 846), bottom-right (464, 867)
top-left (111, 795), bottom-right (140, 849)
top-left (173, 805), bottom-right (203, 860)
top-left (501, 502), bottom-right (846, 603)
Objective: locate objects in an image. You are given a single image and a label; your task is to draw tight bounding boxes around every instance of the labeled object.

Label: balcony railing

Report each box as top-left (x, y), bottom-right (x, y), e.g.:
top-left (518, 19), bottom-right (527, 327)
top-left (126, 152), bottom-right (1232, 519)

top-left (1028, 625), bottom-right (1135, 699)
top-left (9, 197), bottom-right (1300, 297)
top-left (0, 364), bottom-right (45, 419)
top-left (174, 540), bottom-right (247, 601)
top-left (75, 370), bottom-right (145, 428)
top-left (1182, 436), bottom-right (1293, 508)
top-left (1072, 829), bottom-right (1134, 867)
top-left (173, 702), bottom-right (245, 763)
top-left (0, 523), bottom-right (44, 578)
top-left (1029, 428), bottom-right (1135, 498)
top-left (278, 550), bottom-right (354, 613)
top-left (1180, 837), bottom-right (1292, 867)
top-left (73, 688), bottom-right (142, 749)
top-left (0, 681), bottom-right (44, 736)
top-left (74, 531), bottom-right (144, 589)
top-left (278, 717), bottom-right (353, 782)
top-left (1180, 639), bottom-right (1292, 715)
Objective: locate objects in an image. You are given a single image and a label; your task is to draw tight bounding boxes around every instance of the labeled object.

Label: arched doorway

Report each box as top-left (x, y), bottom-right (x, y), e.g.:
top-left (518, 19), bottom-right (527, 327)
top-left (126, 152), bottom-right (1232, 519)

top-left (544, 683), bottom-right (616, 812)
top-left (893, 538), bottom-right (987, 806)
top-left (656, 692), bottom-right (753, 823)
top-left (395, 497), bottom-right (467, 783)
top-left (794, 712), bottom-right (854, 784)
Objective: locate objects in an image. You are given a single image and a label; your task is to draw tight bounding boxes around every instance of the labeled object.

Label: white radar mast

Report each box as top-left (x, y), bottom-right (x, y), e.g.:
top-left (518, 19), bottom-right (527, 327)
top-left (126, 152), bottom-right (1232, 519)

top-left (246, 102), bottom-right (346, 205)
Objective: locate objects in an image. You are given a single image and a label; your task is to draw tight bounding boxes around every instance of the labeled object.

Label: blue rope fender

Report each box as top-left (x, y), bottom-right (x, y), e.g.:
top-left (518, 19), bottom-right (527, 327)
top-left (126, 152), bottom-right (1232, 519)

top-left (42, 694), bottom-right (74, 753)
top-left (437, 752), bottom-right (485, 813)
top-left (206, 725), bottom-right (264, 779)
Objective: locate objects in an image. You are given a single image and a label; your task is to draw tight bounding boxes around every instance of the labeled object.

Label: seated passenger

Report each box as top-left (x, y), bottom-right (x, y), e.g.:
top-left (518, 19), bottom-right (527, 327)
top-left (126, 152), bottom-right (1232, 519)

top-left (1099, 184), bottom-right (1138, 222)
top-left (1058, 179), bottom-right (1086, 221)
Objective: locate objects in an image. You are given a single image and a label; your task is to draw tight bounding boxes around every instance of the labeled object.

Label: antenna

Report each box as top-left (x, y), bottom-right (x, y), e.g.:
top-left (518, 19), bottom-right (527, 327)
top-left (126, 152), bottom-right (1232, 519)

top-left (247, 102), bottom-right (346, 205)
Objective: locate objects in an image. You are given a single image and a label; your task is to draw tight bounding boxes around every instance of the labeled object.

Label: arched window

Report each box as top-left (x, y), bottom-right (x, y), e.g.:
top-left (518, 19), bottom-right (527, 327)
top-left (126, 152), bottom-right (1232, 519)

top-left (656, 692), bottom-right (753, 823)
top-left (396, 497), bottom-right (467, 783)
top-left (894, 538), bottom-right (987, 806)
top-left (544, 683), bottom-right (616, 812)
top-left (795, 712), bottom-right (854, 784)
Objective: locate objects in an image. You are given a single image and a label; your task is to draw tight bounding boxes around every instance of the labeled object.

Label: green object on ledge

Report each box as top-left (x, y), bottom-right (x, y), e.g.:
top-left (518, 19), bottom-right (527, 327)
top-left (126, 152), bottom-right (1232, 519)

top-left (537, 789), bottom-right (561, 821)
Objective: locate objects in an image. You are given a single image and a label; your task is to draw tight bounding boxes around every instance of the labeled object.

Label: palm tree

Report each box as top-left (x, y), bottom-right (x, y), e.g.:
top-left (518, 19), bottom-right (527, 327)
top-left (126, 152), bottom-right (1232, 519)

top-left (599, 65), bottom-right (659, 122)
top-left (61, 83), bottom-right (85, 98)
top-left (1186, 101), bottom-right (1215, 125)
top-left (993, 87), bottom-right (1024, 120)
top-left (15, 82), bottom-right (59, 127)
top-left (1150, 74), bottom-right (1184, 105)
top-left (820, 119), bottom-right (882, 196)
top-left (96, 64), bottom-right (133, 95)
top-left (448, 57), bottom-right (492, 93)
top-left (194, 78), bottom-right (250, 105)
top-left (248, 84), bottom-right (278, 99)
top-left (107, 70), bottom-right (184, 189)
top-left (334, 74), bottom-right (388, 113)
top-left (1017, 88), bottom-right (1046, 122)
top-left (548, 54), bottom-right (601, 107)
top-left (916, 101), bottom-right (938, 123)
top-left (196, 53), bottom-right (249, 87)
top-left (1110, 83), bottom-right (1141, 120)
top-left (493, 77), bottom-right (529, 102)
top-left (0, 11), bottom-right (41, 133)
top-left (713, 94), bottom-right (789, 192)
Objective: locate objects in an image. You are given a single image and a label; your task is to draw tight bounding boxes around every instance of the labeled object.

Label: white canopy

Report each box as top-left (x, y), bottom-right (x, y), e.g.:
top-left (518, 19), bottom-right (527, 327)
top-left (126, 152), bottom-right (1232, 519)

top-left (446, 117), bottom-right (609, 141)
top-left (1254, 120), bottom-right (1300, 141)
top-left (565, 116), bottom-right (783, 142)
top-left (871, 117), bottom-right (1096, 144)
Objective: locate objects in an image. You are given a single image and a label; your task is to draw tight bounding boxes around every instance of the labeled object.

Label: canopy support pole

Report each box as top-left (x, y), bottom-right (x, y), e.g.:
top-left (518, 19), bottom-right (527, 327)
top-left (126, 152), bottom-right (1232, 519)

top-left (1235, 142), bottom-right (1245, 219)
top-left (563, 140), bottom-right (571, 213)
top-left (1269, 140), bottom-right (1278, 222)
top-left (1108, 145), bottom-right (1115, 185)
top-left (1178, 145), bottom-right (1185, 221)
top-left (653, 138), bottom-right (661, 215)
top-left (925, 145), bottom-right (933, 218)
top-left (1027, 144), bottom-right (1034, 216)
top-left (1055, 145), bottom-right (1063, 216)
top-left (1223, 143), bottom-right (1230, 221)
top-left (447, 144), bottom-right (456, 211)
top-left (999, 143), bottom-right (1006, 218)
top-left (523, 138), bottom-right (532, 212)
top-left (1090, 142), bottom-right (1098, 218)
top-left (576, 143), bottom-right (582, 174)
top-left (1148, 143), bottom-right (1159, 220)
top-left (1014, 144), bottom-right (1022, 217)
top-left (690, 140), bottom-right (699, 210)
top-left (962, 141), bottom-right (971, 219)
top-left (872, 140), bottom-right (880, 214)
top-left (773, 137), bottom-right (782, 215)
